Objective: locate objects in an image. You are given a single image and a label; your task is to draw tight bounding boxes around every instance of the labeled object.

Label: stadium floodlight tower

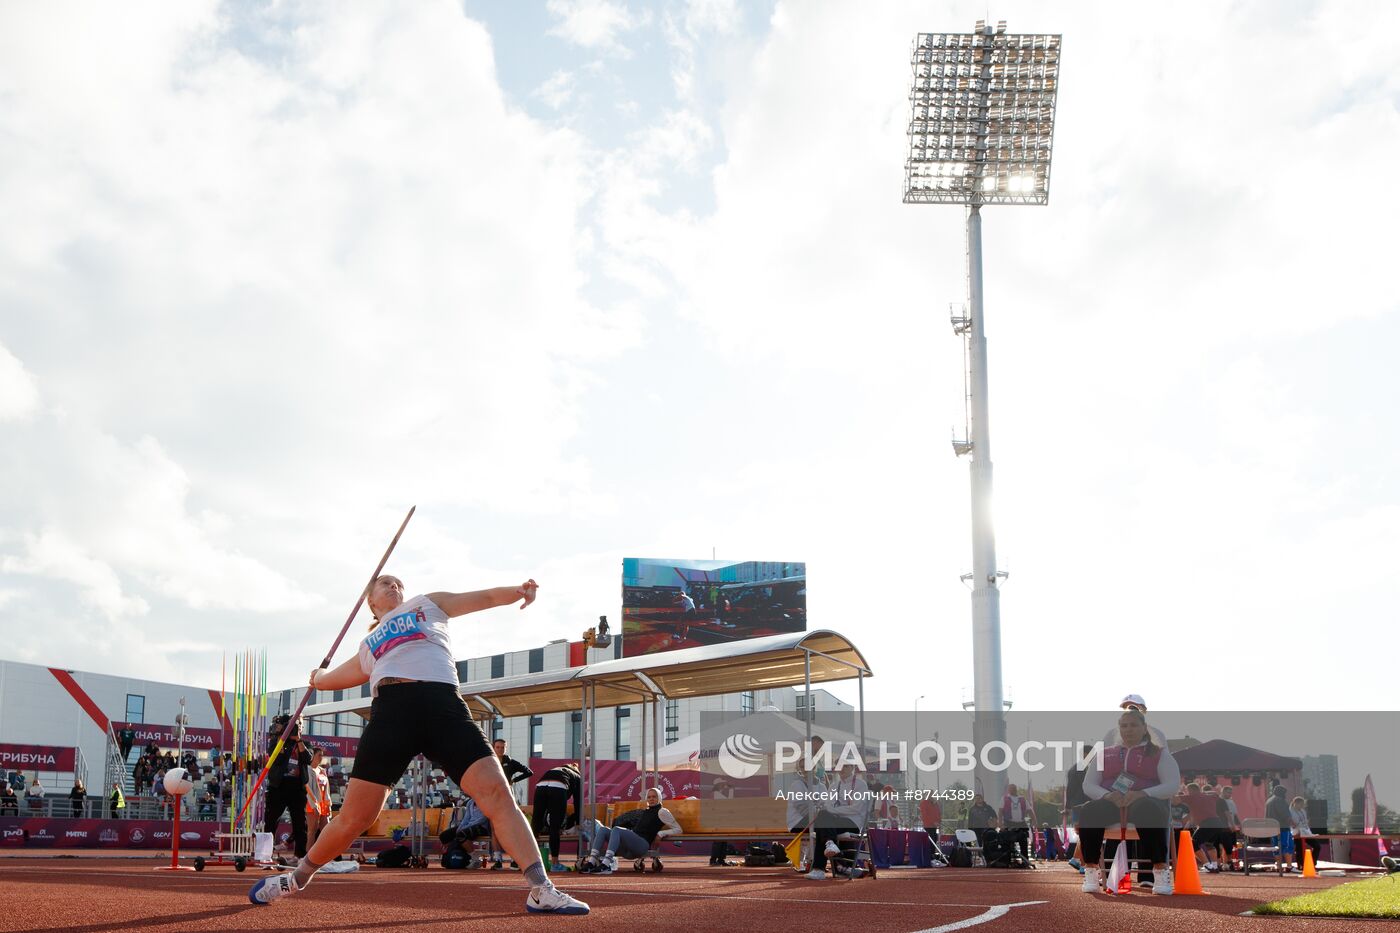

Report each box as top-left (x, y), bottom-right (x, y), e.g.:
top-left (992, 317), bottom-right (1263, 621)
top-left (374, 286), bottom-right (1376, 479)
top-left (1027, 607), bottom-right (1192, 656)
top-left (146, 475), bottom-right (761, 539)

top-left (903, 21), bottom-right (1061, 799)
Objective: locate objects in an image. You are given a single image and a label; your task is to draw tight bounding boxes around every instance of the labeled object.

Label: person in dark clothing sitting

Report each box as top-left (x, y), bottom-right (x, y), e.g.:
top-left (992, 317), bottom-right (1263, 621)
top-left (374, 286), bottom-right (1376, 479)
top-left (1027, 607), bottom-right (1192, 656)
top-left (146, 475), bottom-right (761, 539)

top-left (579, 788), bottom-right (682, 874)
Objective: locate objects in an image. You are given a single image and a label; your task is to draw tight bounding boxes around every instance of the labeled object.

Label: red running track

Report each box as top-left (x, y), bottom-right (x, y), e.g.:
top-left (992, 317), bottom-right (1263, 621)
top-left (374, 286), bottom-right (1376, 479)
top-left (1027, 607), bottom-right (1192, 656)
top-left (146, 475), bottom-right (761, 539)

top-left (0, 856), bottom-right (1380, 932)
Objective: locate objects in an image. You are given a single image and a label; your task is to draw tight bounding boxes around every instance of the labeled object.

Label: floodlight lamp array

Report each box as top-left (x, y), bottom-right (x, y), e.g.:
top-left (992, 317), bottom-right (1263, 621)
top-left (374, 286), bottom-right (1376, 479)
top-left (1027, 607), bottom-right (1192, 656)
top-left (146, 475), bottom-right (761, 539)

top-left (903, 25), bottom-right (1061, 206)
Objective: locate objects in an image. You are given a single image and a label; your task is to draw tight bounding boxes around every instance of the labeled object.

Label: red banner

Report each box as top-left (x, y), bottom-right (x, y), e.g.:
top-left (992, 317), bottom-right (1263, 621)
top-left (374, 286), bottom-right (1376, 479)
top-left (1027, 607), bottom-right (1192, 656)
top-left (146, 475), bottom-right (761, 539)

top-left (525, 758), bottom-right (764, 803)
top-left (0, 744), bottom-right (77, 772)
top-left (112, 722), bottom-right (358, 759)
top-left (113, 721), bottom-right (223, 751)
top-left (301, 735), bottom-right (359, 759)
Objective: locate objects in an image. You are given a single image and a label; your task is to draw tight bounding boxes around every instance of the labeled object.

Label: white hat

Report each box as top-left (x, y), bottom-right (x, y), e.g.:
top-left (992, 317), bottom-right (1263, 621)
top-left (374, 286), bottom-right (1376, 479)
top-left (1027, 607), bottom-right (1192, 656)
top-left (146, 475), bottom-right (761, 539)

top-left (1119, 694), bottom-right (1147, 710)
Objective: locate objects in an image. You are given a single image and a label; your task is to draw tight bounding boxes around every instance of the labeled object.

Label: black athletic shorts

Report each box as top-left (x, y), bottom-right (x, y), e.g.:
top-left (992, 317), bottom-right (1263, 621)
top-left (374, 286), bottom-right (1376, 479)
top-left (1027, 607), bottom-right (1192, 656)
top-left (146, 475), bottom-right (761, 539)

top-left (350, 681), bottom-right (494, 787)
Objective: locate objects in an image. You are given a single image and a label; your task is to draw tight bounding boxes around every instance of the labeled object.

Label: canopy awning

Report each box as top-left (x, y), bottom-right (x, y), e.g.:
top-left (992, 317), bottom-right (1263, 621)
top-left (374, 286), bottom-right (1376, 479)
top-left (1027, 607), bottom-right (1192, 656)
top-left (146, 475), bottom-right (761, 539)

top-left (304, 629), bottom-right (870, 722)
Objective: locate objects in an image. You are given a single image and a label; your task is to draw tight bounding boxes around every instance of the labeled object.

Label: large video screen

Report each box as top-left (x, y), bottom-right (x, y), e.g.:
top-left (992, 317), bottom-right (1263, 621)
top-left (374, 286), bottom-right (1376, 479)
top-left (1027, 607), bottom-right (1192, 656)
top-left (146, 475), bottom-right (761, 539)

top-left (621, 558), bottom-right (806, 658)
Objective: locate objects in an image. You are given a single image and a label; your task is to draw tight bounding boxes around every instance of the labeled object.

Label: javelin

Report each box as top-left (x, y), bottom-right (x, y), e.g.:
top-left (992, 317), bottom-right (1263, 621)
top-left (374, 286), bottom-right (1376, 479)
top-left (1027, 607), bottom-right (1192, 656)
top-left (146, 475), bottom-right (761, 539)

top-left (234, 505), bottom-right (416, 828)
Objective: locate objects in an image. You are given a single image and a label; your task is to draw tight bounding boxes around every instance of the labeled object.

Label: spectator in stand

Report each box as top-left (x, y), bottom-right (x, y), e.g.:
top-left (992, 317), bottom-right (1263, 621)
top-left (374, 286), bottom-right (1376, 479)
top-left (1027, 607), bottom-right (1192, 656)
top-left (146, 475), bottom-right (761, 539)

top-left (199, 785), bottom-right (217, 820)
top-left (143, 740), bottom-right (159, 760)
top-left (7, 771), bottom-right (22, 792)
top-left (69, 779), bottom-right (87, 818)
top-left (118, 725), bottom-right (137, 761)
top-left (967, 793), bottom-right (998, 849)
top-left (1000, 783), bottom-right (1034, 866)
top-left (110, 783), bottom-right (125, 819)
top-left (25, 777), bottom-right (44, 812)
top-left (0, 781), bottom-right (17, 816)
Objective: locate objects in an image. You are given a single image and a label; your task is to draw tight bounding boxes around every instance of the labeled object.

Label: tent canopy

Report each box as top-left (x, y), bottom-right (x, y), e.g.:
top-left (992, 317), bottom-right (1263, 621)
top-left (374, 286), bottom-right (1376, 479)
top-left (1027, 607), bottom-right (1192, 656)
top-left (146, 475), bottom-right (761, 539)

top-left (1174, 739), bottom-right (1302, 775)
top-left (304, 629), bottom-right (870, 722)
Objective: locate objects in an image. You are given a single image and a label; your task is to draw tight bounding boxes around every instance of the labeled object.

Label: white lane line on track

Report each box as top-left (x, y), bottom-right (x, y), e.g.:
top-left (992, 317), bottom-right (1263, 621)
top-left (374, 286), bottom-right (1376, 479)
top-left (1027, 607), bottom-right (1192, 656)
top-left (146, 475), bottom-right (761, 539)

top-left (476, 883), bottom-right (1028, 909)
top-left (910, 900), bottom-right (1047, 933)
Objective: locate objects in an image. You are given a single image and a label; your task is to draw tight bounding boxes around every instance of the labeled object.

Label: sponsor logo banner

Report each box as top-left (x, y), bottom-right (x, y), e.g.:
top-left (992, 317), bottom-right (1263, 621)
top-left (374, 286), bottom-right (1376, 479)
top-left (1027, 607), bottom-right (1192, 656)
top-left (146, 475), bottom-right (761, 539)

top-left (0, 817), bottom-right (287, 849)
top-left (0, 743), bottom-right (77, 771)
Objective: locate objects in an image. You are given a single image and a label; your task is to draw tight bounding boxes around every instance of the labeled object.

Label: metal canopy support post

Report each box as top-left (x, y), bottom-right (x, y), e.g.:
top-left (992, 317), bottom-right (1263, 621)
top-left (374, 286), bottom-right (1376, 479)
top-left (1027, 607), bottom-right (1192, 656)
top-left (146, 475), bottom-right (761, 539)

top-left (639, 697), bottom-right (647, 798)
top-left (804, 648), bottom-right (815, 868)
top-left (588, 682), bottom-right (598, 834)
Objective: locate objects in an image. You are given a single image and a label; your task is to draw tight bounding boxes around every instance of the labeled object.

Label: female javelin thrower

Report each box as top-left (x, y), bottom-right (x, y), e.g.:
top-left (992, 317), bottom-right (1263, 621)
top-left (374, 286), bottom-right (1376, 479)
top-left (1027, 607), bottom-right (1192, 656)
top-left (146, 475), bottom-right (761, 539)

top-left (248, 575), bottom-right (589, 915)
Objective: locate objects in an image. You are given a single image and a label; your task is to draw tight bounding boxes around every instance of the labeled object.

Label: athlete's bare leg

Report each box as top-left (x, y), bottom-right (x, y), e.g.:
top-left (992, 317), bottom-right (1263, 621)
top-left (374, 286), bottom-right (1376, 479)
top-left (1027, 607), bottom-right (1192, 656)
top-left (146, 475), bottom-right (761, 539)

top-left (305, 778), bottom-right (390, 866)
top-left (460, 755), bottom-right (545, 872)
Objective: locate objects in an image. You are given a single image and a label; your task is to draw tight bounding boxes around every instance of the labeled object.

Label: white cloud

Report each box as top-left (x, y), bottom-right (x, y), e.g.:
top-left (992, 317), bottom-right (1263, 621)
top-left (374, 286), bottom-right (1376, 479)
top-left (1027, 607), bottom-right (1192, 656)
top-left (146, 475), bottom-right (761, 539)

top-left (546, 0), bottom-right (645, 54)
top-left (534, 69), bottom-right (577, 110)
top-left (0, 343), bottom-right (40, 421)
top-left (0, 0), bottom-right (629, 684)
top-left (2, 529), bottom-right (148, 621)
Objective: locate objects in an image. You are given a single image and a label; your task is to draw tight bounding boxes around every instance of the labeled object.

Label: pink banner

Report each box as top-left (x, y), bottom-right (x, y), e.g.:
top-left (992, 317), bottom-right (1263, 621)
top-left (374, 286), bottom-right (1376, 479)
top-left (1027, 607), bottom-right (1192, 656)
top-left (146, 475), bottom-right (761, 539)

top-left (0, 744), bottom-right (76, 772)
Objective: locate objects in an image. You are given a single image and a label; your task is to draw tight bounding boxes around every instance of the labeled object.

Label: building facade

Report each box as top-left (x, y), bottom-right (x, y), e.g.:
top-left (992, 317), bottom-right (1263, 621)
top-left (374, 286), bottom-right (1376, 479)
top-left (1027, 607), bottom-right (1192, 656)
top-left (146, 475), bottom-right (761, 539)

top-left (1, 638), bottom-right (853, 804)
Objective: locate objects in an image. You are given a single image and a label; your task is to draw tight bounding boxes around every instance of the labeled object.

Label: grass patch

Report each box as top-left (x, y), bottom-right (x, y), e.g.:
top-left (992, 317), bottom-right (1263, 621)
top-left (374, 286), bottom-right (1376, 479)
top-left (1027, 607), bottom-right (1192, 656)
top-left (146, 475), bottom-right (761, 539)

top-left (1253, 875), bottom-right (1400, 919)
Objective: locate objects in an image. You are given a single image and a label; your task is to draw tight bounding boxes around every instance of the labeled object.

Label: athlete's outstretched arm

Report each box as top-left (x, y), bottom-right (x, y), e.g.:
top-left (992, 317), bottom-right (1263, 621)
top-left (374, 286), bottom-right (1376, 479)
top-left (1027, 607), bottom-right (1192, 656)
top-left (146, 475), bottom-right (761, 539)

top-left (310, 655), bottom-right (369, 692)
top-left (429, 580), bottom-right (538, 618)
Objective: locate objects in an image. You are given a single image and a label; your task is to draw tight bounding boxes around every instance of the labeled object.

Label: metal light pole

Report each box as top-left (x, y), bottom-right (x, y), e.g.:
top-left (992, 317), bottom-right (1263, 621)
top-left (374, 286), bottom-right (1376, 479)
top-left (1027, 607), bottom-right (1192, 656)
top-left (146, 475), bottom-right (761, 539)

top-left (904, 21), bottom-right (1061, 801)
top-left (914, 695), bottom-right (925, 794)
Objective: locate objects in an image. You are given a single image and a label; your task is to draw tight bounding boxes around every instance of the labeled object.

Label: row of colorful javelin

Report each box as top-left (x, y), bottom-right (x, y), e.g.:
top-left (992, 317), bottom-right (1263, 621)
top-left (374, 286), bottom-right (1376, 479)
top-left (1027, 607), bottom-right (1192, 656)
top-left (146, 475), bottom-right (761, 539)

top-left (221, 648), bottom-right (268, 836)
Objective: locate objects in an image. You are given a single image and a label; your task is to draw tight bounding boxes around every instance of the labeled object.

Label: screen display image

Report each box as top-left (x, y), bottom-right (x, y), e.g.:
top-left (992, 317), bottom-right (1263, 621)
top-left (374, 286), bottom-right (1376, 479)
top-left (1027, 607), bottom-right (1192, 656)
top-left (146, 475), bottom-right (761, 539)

top-left (621, 558), bottom-right (806, 658)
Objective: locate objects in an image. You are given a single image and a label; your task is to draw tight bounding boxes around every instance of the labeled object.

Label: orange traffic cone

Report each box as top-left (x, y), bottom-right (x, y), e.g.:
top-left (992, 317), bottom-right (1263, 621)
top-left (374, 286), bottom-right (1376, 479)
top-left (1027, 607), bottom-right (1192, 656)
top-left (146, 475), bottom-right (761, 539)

top-left (1302, 848), bottom-right (1317, 878)
top-left (1174, 830), bottom-right (1205, 895)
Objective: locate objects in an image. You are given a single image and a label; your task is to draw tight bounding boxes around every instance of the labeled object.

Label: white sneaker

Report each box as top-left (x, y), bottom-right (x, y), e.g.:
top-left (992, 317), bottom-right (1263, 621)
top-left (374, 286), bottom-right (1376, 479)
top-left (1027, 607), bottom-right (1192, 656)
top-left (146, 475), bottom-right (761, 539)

top-left (526, 885), bottom-right (590, 915)
top-left (1154, 868), bottom-right (1174, 895)
top-left (1081, 867), bottom-right (1102, 893)
top-left (805, 868), bottom-right (827, 880)
top-left (247, 872), bottom-right (299, 905)
top-left (824, 840), bottom-right (841, 858)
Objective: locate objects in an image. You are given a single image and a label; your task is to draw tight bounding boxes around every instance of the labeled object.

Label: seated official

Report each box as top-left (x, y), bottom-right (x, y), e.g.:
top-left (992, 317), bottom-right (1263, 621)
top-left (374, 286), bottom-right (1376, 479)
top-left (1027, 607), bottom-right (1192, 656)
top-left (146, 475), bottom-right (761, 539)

top-left (1078, 708), bottom-right (1181, 896)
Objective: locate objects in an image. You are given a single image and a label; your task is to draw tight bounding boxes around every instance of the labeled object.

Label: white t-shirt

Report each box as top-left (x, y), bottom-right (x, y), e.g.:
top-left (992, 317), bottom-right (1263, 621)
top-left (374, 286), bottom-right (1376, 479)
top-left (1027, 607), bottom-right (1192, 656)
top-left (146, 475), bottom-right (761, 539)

top-left (357, 595), bottom-right (458, 692)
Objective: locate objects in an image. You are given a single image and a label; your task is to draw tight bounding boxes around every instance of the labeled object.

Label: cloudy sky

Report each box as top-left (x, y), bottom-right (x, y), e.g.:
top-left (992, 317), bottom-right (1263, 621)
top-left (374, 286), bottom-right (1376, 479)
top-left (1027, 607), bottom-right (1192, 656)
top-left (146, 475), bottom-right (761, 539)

top-left (1, 0), bottom-right (1396, 716)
